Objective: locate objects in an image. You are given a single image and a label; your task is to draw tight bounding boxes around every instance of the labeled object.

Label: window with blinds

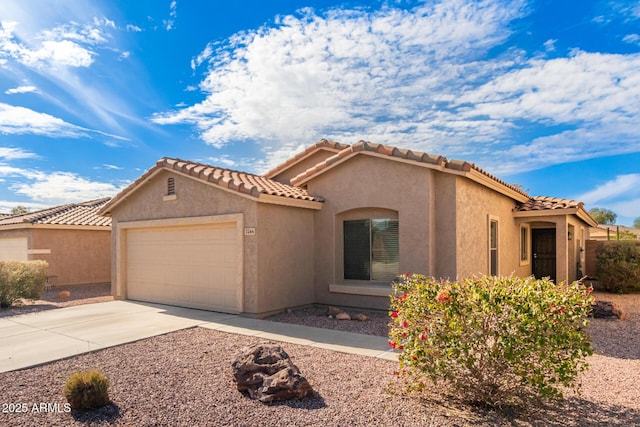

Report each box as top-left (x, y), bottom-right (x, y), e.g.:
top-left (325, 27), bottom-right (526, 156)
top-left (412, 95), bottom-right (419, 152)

top-left (490, 219), bottom-right (498, 275)
top-left (344, 218), bottom-right (399, 281)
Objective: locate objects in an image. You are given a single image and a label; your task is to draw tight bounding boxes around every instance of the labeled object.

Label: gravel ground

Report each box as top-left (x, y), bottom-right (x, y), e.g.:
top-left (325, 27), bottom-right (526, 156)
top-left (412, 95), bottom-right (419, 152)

top-left (266, 305), bottom-right (390, 337)
top-left (0, 290), bottom-right (638, 426)
top-left (0, 283), bottom-right (112, 318)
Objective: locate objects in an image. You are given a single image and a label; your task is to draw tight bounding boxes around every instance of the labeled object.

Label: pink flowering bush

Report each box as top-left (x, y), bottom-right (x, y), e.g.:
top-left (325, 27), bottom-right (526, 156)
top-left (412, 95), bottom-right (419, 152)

top-left (388, 274), bottom-right (594, 407)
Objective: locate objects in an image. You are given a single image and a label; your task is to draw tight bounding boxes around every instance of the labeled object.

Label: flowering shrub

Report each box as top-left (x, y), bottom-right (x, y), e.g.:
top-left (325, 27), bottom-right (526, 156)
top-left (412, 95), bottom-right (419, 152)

top-left (388, 274), bottom-right (594, 407)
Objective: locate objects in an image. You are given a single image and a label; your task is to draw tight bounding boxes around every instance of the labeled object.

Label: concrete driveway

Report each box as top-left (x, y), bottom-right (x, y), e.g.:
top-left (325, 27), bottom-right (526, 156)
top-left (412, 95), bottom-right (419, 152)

top-left (0, 300), bottom-right (395, 373)
top-left (0, 300), bottom-right (236, 373)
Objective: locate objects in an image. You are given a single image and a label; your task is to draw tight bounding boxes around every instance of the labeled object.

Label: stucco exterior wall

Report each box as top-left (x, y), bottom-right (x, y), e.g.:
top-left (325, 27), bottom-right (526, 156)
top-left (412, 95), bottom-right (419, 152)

top-left (108, 170), bottom-right (260, 313)
top-left (30, 228), bottom-right (111, 286)
top-left (307, 154), bottom-right (434, 310)
top-left (454, 177), bottom-right (527, 278)
top-left (255, 203), bottom-right (315, 315)
top-left (1, 228), bottom-right (110, 286)
top-left (433, 173), bottom-right (458, 279)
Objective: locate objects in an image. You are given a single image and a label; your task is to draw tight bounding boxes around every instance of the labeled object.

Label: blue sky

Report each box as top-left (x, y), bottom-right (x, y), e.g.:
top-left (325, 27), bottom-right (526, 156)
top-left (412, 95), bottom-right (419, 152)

top-left (1, 0), bottom-right (639, 225)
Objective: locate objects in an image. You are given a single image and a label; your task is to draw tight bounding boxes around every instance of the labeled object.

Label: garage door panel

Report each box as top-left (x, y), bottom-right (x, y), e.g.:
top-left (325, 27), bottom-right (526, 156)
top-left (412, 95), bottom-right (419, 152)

top-left (126, 222), bottom-right (241, 313)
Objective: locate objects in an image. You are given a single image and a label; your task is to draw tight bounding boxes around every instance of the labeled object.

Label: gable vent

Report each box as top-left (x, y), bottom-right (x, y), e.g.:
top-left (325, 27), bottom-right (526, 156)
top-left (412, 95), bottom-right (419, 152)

top-left (167, 177), bottom-right (176, 195)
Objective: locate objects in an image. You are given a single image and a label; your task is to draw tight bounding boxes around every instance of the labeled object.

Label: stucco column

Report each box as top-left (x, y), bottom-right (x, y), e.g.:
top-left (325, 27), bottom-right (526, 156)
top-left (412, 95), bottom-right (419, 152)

top-left (555, 219), bottom-right (569, 284)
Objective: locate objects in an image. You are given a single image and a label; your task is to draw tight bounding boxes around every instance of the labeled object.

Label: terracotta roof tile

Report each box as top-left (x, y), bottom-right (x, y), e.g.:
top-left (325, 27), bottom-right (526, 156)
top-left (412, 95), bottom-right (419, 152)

top-left (516, 196), bottom-right (583, 212)
top-left (289, 140), bottom-right (530, 198)
top-left (290, 140), bottom-right (443, 186)
top-left (100, 158), bottom-right (322, 215)
top-left (263, 139), bottom-right (350, 179)
top-left (162, 158), bottom-right (321, 201)
top-left (0, 198), bottom-right (112, 227)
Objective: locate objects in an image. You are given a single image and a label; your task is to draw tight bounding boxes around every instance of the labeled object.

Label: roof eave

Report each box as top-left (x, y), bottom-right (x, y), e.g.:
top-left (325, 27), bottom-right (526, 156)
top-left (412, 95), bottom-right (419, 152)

top-left (257, 194), bottom-right (323, 210)
top-left (465, 169), bottom-right (530, 203)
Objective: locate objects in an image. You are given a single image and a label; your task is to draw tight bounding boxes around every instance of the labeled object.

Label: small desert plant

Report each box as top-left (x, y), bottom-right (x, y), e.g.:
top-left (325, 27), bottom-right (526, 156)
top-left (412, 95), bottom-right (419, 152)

top-left (596, 241), bottom-right (640, 293)
top-left (64, 370), bottom-right (110, 410)
top-left (388, 274), bottom-right (594, 408)
top-left (0, 261), bottom-right (48, 308)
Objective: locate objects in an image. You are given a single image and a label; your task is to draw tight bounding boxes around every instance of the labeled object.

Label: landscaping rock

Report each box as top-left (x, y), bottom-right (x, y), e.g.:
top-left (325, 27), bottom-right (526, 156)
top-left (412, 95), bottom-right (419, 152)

top-left (326, 306), bottom-right (343, 317)
top-left (336, 312), bottom-right (351, 320)
top-left (58, 291), bottom-right (71, 299)
top-left (231, 344), bottom-right (314, 403)
top-left (592, 300), bottom-right (626, 320)
top-left (352, 313), bottom-right (369, 322)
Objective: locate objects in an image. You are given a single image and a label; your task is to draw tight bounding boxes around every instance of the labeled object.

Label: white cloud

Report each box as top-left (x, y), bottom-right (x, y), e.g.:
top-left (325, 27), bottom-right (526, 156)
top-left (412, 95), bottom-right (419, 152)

top-left (126, 24), bottom-right (142, 32)
top-left (576, 174), bottom-right (640, 206)
top-left (0, 147), bottom-right (37, 160)
top-left (164, 1), bottom-right (177, 31)
top-left (153, 0), bottom-right (527, 151)
top-left (623, 33), bottom-right (640, 45)
top-left (22, 39), bottom-right (95, 67)
top-left (101, 164), bottom-right (123, 170)
top-left (543, 39), bottom-right (556, 51)
top-left (152, 0), bottom-right (640, 176)
top-left (5, 85), bottom-right (38, 94)
top-left (1, 20), bottom-right (100, 68)
top-left (574, 174), bottom-right (640, 225)
top-left (0, 102), bottom-right (87, 137)
top-left (9, 171), bottom-right (120, 205)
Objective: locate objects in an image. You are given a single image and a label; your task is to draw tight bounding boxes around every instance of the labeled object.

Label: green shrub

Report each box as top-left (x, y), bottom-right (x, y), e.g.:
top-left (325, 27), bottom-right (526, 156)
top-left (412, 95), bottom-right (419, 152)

top-left (0, 260), bottom-right (48, 308)
top-left (64, 370), bottom-right (110, 410)
top-left (596, 241), bottom-right (640, 293)
top-left (388, 274), bottom-right (593, 408)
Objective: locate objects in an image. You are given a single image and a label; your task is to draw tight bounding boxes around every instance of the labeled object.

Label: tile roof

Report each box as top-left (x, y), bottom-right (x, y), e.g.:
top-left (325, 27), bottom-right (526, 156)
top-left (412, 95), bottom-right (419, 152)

top-left (516, 196), bottom-right (583, 212)
top-left (263, 139), bottom-right (351, 179)
top-left (289, 140), bottom-right (528, 198)
top-left (0, 198), bottom-right (112, 227)
top-left (99, 158), bottom-right (323, 216)
top-left (164, 157), bottom-right (321, 200)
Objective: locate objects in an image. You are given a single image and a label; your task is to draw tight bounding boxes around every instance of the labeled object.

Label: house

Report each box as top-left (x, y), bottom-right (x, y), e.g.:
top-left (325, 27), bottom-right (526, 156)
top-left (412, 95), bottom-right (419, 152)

top-left (98, 140), bottom-right (597, 317)
top-left (0, 198), bottom-right (112, 286)
top-left (588, 224), bottom-right (640, 241)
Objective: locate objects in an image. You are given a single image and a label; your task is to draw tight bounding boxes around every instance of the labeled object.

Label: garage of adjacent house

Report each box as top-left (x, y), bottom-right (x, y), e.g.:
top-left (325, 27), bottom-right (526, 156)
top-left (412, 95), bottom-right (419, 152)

top-left (124, 221), bottom-right (242, 313)
top-left (0, 237), bottom-right (27, 261)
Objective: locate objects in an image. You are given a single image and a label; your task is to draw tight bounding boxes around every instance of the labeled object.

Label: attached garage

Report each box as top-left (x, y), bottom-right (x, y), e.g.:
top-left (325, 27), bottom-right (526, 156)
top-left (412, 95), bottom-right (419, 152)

top-left (124, 220), bottom-right (242, 313)
top-left (99, 158), bottom-right (321, 317)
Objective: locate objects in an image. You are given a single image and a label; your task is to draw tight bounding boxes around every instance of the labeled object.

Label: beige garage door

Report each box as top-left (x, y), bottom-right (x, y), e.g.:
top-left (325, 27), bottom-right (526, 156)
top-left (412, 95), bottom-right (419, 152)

top-left (0, 237), bottom-right (28, 261)
top-left (126, 222), bottom-right (241, 313)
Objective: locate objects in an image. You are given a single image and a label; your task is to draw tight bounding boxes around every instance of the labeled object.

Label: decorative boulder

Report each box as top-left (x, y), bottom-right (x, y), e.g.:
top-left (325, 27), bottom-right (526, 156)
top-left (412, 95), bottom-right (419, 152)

top-left (352, 313), bottom-right (369, 322)
top-left (335, 312), bottom-right (351, 320)
top-left (231, 344), bottom-right (314, 403)
top-left (326, 306), bottom-right (343, 317)
top-left (592, 300), bottom-right (626, 320)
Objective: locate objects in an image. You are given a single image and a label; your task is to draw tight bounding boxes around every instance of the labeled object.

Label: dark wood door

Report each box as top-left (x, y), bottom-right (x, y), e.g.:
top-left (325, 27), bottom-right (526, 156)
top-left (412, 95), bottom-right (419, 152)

top-left (532, 228), bottom-right (556, 282)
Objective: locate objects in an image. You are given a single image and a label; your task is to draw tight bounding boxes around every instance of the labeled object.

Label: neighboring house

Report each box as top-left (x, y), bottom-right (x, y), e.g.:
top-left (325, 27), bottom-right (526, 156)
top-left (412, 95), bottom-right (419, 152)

top-left (0, 198), bottom-right (112, 286)
top-left (589, 224), bottom-right (640, 240)
top-left (98, 140), bottom-right (597, 316)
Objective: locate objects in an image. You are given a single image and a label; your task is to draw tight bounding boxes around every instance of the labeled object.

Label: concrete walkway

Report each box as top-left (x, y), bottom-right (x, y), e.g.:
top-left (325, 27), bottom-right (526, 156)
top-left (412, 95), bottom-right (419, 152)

top-left (0, 300), bottom-right (397, 373)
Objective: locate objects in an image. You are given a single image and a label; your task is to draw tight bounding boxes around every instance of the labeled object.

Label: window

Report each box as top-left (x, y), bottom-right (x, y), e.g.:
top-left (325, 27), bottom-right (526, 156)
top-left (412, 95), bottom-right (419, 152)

top-left (520, 224), bottom-right (530, 265)
top-left (344, 219), bottom-right (399, 281)
top-left (489, 218), bottom-right (498, 276)
top-left (167, 177), bottom-right (176, 195)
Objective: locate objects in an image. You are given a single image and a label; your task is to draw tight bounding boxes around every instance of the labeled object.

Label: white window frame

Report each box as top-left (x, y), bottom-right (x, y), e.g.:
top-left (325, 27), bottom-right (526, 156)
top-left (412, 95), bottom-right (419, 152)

top-left (519, 224), bottom-right (530, 266)
top-left (488, 215), bottom-right (499, 276)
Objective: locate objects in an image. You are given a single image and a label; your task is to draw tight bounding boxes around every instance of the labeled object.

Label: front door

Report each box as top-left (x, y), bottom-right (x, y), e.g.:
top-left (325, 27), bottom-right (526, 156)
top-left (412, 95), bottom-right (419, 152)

top-left (532, 228), bottom-right (556, 282)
